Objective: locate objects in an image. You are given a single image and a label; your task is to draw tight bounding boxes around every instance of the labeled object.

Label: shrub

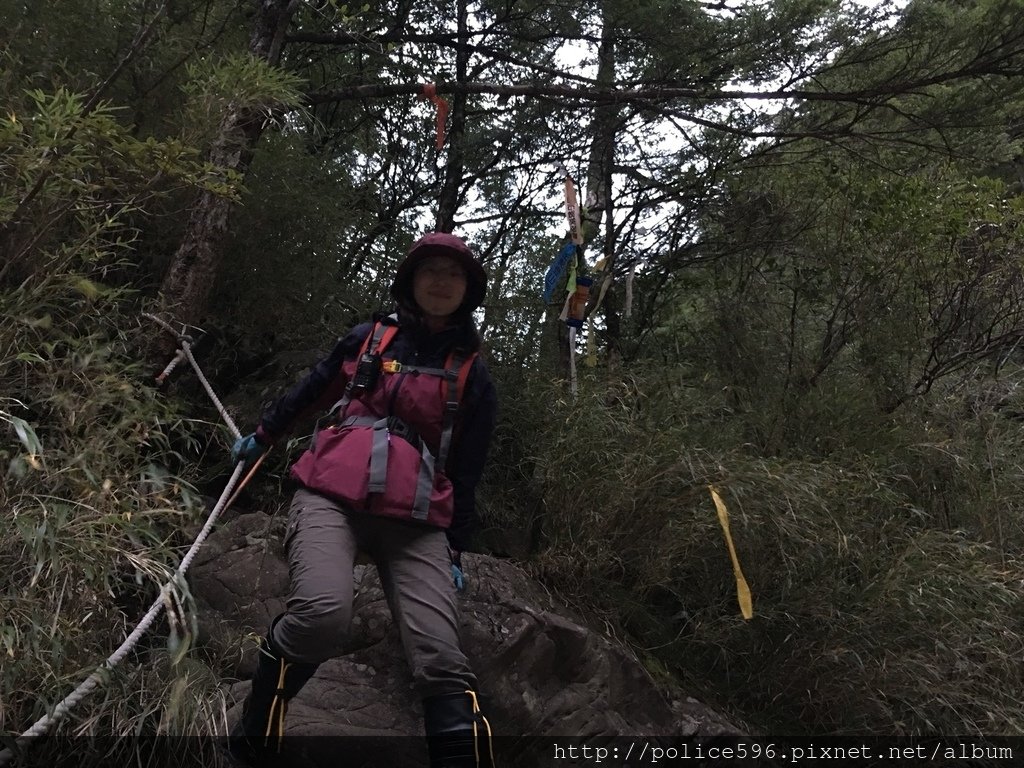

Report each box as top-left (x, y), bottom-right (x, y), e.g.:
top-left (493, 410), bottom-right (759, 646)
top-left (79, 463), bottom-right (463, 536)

top-left (520, 366), bottom-right (1024, 737)
top-left (0, 86), bottom-right (228, 765)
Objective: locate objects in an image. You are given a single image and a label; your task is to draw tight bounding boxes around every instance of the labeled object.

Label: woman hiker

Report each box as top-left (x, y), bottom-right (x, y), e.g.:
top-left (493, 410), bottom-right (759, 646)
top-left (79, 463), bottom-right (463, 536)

top-left (226, 232), bottom-right (498, 768)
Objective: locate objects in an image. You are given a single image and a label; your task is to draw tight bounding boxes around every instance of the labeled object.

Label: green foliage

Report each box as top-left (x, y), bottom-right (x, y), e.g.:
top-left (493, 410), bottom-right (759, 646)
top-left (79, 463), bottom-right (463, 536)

top-left (0, 294), bottom-right (225, 763)
top-left (1, 86), bottom-right (248, 282)
top-left (211, 130), bottom-right (389, 346)
top-left (180, 53), bottom-right (306, 146)
top-left (0, 85), bottom-right (226, 762)
top-left (513, 367), bottom-right (1024, 737)
top-left (673, 157), bottom-right (1024, 452)
top-left (308, 0), bottom-right (374, 23)
top-left (527, 135), bottom-right (1024, 735)
top-left (6, 0), bottom-right (1024, 752)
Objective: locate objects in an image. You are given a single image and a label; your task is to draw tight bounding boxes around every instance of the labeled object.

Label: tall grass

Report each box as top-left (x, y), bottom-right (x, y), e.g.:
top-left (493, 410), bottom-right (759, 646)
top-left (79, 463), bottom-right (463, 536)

top-left (1, 87), bottom-right (230, 765)
top-left (497, 365), bottom-right (1024, 737)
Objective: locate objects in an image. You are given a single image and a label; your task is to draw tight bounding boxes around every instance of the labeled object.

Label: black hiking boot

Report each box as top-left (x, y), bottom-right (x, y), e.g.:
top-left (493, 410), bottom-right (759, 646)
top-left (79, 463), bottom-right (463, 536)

top-left (423, 690), bottom-right (496, 768)
top-left (225, 623), bottom-right (318, 767)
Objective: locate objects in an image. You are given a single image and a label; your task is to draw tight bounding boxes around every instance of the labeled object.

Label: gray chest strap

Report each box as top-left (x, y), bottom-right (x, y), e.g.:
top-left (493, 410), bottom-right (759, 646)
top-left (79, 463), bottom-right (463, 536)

top-left (333, 350), bottom-right (466, 521)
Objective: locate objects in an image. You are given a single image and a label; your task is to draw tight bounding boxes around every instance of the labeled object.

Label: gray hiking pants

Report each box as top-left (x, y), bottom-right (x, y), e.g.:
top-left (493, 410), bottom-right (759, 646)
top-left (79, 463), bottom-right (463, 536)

top-left (270, 487), bottom-right (478, 698)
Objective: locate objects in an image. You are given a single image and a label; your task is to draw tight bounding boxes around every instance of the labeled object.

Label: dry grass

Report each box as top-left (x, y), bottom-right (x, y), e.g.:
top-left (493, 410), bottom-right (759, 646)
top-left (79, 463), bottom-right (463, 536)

top-left (0, 87), bottom-right (231, 765)
top-left (499, 367), bottom-right (1024, 737)
top-left (0, 289), bottom-right (230, 764)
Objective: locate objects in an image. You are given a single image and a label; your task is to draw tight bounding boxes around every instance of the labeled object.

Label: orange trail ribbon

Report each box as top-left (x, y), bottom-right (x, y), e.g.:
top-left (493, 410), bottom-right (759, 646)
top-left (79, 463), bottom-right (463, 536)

top-left (420, 83), bottom-right (449, 150)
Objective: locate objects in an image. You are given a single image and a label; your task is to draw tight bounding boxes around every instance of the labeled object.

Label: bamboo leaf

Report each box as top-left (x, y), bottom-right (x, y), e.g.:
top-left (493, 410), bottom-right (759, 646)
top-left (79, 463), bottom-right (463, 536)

top-left (8, 415), bottom-right (42, 455)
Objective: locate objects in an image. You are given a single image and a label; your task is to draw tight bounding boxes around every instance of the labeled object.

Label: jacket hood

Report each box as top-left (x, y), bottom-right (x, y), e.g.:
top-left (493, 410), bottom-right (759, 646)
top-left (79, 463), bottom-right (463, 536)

top-left (390, 232), bottom-right (488, 315)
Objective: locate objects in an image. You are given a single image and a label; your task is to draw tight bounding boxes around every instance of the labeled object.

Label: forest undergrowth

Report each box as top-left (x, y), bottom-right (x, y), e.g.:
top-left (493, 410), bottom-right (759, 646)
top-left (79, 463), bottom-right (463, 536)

top-left (5, 18), bottom-right (1024, 763)
top-left (490, 365), bottom-right (1024, 738)
top-left (0, 87), bottom-right (240, 767)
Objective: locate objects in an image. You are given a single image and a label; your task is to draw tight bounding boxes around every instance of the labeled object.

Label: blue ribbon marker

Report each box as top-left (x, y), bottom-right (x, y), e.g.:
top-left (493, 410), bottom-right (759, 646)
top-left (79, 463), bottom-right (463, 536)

top-left (543, 242), bottom-right (577, 302)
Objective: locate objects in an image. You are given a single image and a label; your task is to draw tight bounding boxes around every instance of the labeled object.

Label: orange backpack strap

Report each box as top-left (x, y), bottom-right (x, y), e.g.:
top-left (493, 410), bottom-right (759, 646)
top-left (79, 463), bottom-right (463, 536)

top-left (449, 350), bottom-right (478, 403)
top-left (369, 323), bottom-right (399, 358)
top-left (325, 319), bottom-right (397, 428)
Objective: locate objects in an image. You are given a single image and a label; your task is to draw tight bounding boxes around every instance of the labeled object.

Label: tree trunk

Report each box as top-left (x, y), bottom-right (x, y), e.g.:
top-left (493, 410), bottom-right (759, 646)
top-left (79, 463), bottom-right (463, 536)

top-left (582, 17), bottom-right (616, 248)
top-left (153, 0), bottom-right (298, 360)
top-left (434, 0), bottom-right (469, 233)
top-left (557, 3), bottom-right (618, 378)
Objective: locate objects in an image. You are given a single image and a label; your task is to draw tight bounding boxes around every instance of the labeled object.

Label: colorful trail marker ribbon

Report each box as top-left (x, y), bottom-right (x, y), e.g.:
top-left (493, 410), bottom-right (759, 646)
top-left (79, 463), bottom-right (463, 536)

top-left (708, 485), bottom-right (754, 620)
top-left (420, 83), bottom-right (449, 149)
top-left (543, 242), bottom-right (577, 303)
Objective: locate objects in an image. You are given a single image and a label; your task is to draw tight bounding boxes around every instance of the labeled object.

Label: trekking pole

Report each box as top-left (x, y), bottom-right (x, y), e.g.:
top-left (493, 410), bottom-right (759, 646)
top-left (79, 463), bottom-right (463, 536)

top-left (224, 452), bottom-right (268, 510)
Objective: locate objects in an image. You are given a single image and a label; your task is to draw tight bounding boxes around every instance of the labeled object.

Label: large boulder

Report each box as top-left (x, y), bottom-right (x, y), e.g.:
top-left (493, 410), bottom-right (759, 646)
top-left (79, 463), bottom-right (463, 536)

top-left (190, 510), bottom-right (745, 767)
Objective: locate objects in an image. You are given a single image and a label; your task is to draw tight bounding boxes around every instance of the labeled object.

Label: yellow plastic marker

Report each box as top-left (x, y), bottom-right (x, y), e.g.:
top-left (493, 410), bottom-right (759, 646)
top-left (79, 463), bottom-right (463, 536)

top-left (708, 485), bottom-right (753, 619)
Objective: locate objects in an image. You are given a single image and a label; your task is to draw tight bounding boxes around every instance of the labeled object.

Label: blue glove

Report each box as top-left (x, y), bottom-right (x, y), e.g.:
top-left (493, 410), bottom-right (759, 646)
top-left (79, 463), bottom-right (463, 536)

top-left (449, 550), bottom-right (465, 592)
top-left (231, 432), bottom-right (267, 466)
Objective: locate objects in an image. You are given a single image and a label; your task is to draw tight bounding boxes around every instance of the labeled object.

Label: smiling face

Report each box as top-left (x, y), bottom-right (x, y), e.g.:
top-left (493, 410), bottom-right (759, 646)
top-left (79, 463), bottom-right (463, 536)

top-left (412, 254), bottom-right (468, 325)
